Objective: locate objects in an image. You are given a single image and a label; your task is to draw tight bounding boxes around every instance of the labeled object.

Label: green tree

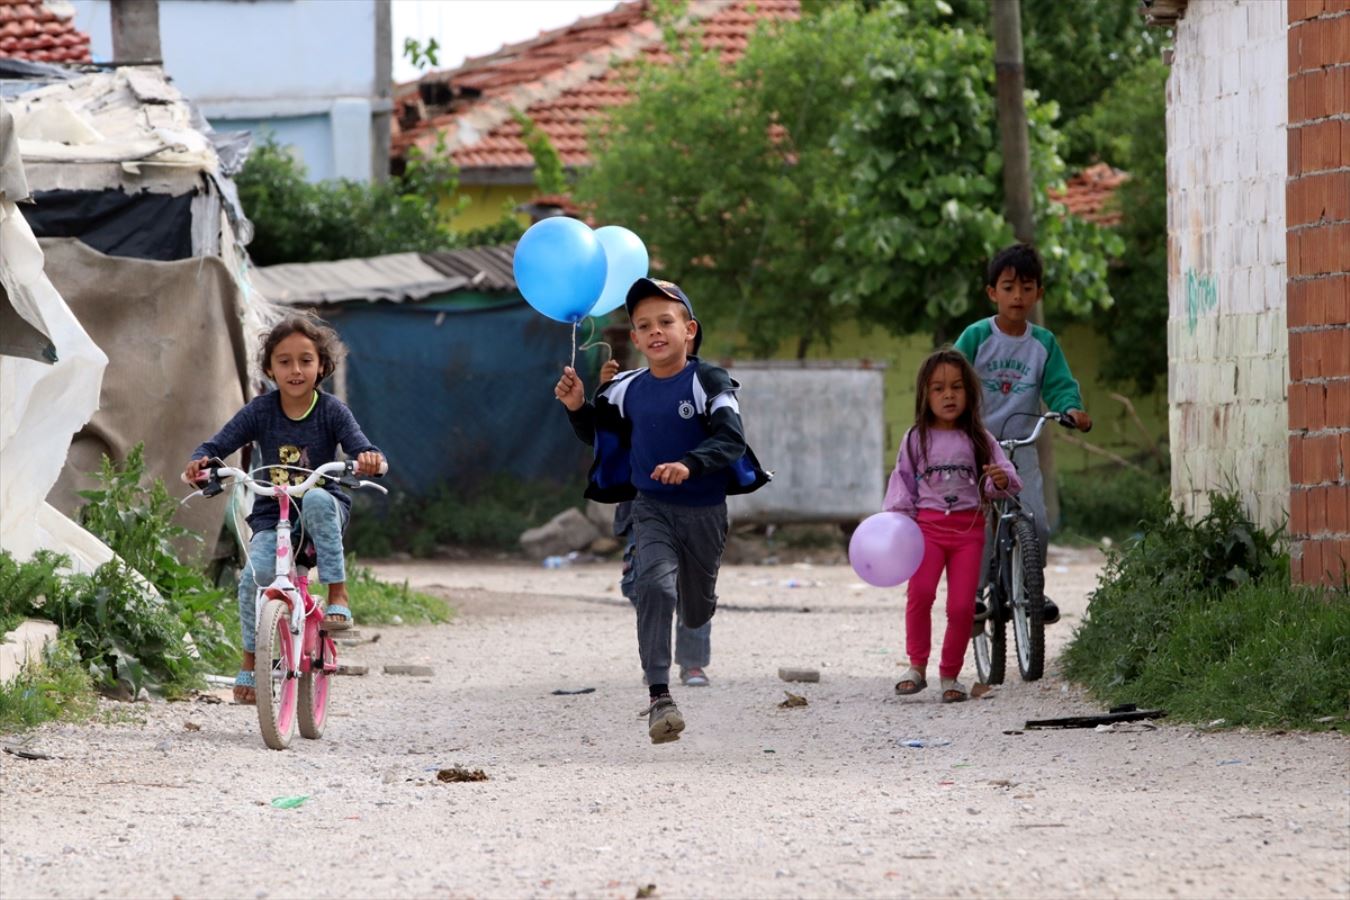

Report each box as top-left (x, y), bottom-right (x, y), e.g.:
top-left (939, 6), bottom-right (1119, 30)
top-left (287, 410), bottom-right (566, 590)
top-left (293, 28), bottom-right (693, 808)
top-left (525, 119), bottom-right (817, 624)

top-left (581, 1), bottom-right (1119, 354)
top-left (1066, 58), bottom-right (1169, 393)
top-left (236, 134), bottom-right (526, 267)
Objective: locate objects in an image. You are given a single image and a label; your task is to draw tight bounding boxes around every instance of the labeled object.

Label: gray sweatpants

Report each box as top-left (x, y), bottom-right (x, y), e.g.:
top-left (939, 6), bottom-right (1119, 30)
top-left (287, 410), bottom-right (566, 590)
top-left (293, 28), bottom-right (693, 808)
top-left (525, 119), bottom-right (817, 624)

top-left (618, 502), bottom-right (711, 669)
top-left (980, 450), bottom-right (1049, 589)
top-left (630, 494), bottom-right (728, 687)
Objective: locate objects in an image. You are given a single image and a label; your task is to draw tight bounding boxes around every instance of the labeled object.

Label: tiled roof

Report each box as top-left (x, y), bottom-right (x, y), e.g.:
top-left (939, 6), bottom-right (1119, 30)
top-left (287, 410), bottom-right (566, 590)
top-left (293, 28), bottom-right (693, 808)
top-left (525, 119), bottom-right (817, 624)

top-left (0, 0), bottom-right (92, 64)
top-left (393, 0), bottom-right (799, 172)
top-left (1049, 163), bottom-right (1127, 226)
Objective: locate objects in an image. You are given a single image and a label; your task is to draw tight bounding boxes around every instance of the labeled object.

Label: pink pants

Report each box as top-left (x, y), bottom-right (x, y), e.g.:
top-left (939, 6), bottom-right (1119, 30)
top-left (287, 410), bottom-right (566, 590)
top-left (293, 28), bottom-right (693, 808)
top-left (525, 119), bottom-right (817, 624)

top-left (905, 508), bottom-right (986, 679)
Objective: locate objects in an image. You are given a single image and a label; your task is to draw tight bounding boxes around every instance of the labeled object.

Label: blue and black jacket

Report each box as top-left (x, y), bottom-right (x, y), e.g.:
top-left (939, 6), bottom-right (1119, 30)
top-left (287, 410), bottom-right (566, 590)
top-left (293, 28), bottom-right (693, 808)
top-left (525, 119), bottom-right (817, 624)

top-left (565, 358), bottom-right (772, 504)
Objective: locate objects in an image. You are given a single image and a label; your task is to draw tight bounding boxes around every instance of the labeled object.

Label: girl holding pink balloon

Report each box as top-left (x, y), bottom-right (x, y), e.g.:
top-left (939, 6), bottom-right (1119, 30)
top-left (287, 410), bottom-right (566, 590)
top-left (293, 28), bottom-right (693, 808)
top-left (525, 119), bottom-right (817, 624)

top-left (878, 348), bottom-right (1021, 703)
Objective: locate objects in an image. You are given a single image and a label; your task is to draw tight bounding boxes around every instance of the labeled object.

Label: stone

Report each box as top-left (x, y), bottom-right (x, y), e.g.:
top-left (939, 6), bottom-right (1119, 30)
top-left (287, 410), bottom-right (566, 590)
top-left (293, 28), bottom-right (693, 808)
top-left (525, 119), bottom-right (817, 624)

top-left (383, 665), bottom-right (434, 677)
top-left (336, 665), bottom-right (368, 676)
top-left (778, 667), bottom-right (820, 683)
top-left (584, 499), bottom-right (616, 534)
top-left (519, 507), bottom-right (602, 560)
top-left (589, 536), bottom-right (621, 555)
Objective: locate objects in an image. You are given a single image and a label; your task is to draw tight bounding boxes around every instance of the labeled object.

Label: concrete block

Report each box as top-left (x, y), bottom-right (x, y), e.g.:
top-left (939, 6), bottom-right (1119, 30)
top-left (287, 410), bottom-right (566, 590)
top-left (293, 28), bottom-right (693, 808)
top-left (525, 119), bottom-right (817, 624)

top-left (0, 619), bottom-right (59, 685)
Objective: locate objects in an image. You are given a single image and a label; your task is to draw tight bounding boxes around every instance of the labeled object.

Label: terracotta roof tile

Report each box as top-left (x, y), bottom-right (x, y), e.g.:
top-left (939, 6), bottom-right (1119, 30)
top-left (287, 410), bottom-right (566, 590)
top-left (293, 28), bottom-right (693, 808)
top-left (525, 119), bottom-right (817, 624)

top-left (0, 0), bottom-right (91, 63)
top-left (1049, 163), bottom-right (1127, 226)
top-left (394, 0), bottom-right (798, 171)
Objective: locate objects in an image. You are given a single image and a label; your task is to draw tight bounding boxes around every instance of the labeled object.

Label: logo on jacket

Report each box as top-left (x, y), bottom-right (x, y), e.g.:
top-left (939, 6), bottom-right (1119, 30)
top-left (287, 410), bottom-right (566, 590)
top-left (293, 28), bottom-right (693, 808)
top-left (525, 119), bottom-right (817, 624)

top-left (678, 401), bottom-right (696, 420)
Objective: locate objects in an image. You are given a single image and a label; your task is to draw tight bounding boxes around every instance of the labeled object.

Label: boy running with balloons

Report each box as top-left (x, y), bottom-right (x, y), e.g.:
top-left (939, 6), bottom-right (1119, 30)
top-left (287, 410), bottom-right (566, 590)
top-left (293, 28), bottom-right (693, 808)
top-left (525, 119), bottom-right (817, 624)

top-left (554, 278), bottom-right (770, 744)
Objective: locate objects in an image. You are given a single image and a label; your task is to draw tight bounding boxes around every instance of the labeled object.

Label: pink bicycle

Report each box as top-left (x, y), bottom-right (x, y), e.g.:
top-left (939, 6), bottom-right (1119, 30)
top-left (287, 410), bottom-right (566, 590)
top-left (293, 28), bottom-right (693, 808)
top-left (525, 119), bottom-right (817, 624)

top-left (185, 460), bottom-right (386, 750)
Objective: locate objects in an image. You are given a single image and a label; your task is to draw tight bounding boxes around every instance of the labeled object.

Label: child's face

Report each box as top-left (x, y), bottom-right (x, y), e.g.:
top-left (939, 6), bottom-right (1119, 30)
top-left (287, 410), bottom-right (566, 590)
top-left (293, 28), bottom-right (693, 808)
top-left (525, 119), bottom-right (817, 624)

top-left (985, 266), bottom-right (1044, 324)
top-left (927, 362), bottom-right (968, 427)
top-left (267, 332), bottom-right (321, 400)
top-left (629, 297), bottom-right (696, 368)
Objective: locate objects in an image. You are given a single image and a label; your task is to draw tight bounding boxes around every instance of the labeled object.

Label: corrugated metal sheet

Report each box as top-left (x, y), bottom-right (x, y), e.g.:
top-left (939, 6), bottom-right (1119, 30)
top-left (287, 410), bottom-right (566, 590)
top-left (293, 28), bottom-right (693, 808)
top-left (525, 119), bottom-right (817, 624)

top-left (252, 252), bottom-right (469, 306)
top-left (420, 243), bottom-right (517, 292)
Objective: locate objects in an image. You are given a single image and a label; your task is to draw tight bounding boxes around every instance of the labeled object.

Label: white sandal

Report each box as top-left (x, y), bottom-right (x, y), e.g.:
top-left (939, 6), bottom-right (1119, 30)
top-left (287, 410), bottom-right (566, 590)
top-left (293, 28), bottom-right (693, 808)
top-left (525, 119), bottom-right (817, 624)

top-left (895, 667), bottom-right (928, 695)
top-left (940, 678), bottom-right (968, 703)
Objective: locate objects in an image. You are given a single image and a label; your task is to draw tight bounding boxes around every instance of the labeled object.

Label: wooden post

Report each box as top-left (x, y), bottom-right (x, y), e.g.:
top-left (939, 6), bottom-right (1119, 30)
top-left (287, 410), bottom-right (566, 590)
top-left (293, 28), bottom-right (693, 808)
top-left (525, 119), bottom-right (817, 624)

top-left (991, 0), bottom-right (1062, 532)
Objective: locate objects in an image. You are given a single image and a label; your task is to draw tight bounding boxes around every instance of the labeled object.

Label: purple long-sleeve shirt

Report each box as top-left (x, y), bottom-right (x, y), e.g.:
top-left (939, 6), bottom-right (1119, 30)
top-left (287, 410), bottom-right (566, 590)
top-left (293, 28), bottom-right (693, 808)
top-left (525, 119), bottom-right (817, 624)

top-left (883, 427), bottom-right (1021, 517)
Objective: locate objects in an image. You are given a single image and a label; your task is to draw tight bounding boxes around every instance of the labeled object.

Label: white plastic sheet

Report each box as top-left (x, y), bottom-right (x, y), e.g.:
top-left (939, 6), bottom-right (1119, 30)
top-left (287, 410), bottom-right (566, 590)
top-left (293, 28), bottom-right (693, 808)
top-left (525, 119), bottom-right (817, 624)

top-left (0, 191), bottom-right (111, 569)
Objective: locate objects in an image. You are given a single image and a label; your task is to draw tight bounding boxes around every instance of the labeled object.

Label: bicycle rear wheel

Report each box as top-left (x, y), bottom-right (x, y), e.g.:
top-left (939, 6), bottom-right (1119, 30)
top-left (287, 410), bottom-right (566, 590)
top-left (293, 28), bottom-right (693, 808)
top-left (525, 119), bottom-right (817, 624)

top-left (1010, 517), bottom-right (1046, 681)
top-left (255, 598), bottom-right (298, 750)
top-left (298, 634), bottom-right (334, 740)
top-left (972, 586), bottom-right (1006, 685)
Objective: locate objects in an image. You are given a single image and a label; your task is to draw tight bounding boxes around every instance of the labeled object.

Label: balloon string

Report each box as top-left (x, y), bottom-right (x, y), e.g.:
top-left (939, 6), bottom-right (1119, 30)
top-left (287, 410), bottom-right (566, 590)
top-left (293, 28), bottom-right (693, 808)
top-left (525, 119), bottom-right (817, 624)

top-left (577, 316), bottom-right (613, 366)
top-left (571, 322), bottom-right (577, 371)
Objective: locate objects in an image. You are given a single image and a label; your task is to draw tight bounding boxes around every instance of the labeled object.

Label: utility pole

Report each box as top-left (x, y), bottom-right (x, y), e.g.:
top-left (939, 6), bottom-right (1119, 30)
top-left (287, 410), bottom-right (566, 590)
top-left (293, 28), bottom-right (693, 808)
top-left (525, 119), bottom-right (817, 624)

top-left (991, 0), bottom-right (1061, 532)
top-left (110, 0), bottom-right (161, 65)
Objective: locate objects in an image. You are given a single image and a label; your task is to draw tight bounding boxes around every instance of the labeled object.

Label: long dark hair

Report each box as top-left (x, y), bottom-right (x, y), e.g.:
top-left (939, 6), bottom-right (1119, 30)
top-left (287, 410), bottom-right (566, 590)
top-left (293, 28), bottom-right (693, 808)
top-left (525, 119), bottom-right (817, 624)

top-left (911, 347), bottom-right (993, 500)
top-left (259, 311), bottom-right (345, 384)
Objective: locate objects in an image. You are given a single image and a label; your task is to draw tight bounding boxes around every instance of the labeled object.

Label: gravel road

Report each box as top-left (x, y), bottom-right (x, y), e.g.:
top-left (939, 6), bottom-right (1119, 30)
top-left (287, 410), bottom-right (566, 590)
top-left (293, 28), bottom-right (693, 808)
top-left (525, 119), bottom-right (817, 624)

top-left (2, 546), bottom-right (1346, 899)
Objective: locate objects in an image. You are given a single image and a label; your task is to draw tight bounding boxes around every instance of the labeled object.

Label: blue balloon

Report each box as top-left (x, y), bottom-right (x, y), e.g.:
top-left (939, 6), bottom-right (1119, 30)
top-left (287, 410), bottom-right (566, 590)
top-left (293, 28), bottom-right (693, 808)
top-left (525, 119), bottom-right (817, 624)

top-left (512, 218), bottom-right (608, 323)
top-left (589, 226), bottom-right (649, 318)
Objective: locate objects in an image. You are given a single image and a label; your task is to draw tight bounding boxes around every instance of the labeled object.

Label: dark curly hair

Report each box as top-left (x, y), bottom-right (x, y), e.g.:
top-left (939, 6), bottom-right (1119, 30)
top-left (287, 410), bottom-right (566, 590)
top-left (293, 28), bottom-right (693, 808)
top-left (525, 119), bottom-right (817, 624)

top-left (259, 312), bottom-right (346, 384)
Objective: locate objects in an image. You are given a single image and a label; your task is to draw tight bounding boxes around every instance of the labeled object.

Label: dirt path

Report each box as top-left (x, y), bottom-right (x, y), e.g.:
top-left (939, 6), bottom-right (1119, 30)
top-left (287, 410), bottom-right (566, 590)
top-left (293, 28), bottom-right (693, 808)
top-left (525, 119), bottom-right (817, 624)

top-left (2, 547), bottom-right (1346, 899)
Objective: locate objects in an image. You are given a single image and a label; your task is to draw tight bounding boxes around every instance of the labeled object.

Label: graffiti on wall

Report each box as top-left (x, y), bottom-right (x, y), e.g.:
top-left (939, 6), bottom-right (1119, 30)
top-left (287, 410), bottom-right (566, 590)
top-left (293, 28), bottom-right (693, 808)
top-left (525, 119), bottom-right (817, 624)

top-left (1185, 268), bottom-right (1218, 333)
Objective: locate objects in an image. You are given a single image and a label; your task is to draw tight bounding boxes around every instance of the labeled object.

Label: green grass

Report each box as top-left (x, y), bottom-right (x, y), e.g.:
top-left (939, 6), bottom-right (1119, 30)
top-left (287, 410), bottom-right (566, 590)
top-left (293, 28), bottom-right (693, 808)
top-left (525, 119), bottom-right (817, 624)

top-left (344, 558), bottom-right (451, 625)
top-left (1059, 464), bottom-right (1169, 542)
top-left (1063, 492), bottom-right (1349, 731)
top-left (0, 636), bottom-right (97, 733)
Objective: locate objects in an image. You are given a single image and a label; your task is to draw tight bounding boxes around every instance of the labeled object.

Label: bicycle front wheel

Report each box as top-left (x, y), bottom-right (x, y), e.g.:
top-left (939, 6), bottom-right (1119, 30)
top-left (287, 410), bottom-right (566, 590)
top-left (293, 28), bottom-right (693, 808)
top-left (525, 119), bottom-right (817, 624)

top-left (255, 598), bottom-right (298, 750)
top-left (1010, 517), bottom-right (1046, 681)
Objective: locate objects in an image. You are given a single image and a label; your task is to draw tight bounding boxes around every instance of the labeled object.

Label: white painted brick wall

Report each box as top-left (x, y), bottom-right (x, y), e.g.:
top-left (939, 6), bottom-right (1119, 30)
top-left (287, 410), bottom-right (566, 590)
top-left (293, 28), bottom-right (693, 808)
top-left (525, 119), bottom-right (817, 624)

top-left (1167, 0), bottom-right (1289, 527)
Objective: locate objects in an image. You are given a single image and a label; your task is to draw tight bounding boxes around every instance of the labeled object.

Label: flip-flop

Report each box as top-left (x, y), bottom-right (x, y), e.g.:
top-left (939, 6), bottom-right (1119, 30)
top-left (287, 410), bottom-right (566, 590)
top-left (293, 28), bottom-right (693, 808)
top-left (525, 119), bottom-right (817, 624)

top-left (233, 670), bottom-right (257, 705)
top-left (940, 678), bottom-right (969, 703)
top-left (895, 667), bottom-right (928, 695)
top-left (323, 604), bottom-right (354, 632)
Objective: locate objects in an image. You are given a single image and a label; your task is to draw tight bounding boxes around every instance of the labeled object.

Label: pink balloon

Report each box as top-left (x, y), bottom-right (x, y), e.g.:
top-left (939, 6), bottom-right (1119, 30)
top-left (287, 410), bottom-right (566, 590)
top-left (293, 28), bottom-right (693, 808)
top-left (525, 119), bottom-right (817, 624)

top-left (849, 512), bottom-right (925, 587)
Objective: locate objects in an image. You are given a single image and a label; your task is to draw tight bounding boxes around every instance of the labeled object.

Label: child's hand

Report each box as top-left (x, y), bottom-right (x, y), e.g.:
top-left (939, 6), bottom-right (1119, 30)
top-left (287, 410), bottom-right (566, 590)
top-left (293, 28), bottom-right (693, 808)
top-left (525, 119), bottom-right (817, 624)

top-left (599, 358), bottom-right (621, 385)
top-left (983, 463), bottom-right (1009, 491)
top-left (651, 462), bottom-right (690, 485)
top-left (355, 451), bottom-right (385, 476)
top-left (1068, 409), bottom-right (1093, 432)
top-left (183, 457), bottom-right (209, 485)
top-left (554, 366), bottom-right (585, 411)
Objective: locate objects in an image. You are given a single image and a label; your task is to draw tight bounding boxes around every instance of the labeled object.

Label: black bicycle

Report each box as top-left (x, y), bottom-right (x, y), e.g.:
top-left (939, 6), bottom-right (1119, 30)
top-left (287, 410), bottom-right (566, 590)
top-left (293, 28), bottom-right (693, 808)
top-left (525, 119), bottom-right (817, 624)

top-left (972, 411), bottom-right (1079, 684)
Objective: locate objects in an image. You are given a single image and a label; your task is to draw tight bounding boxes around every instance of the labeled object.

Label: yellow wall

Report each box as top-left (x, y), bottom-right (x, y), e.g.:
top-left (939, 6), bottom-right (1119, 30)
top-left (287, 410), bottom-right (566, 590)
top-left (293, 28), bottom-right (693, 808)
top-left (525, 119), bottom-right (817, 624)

top-left (445, 184), bottom-right (531, 232)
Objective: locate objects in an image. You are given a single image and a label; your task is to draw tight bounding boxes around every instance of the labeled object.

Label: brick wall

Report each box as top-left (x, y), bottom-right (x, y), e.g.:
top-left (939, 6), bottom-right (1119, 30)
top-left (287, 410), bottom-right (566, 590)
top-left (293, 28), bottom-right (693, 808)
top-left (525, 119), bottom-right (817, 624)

top-left (1167, 1), bottom-right (1290, 527)
top-left (1287, 0), bottom-right (1350, 586)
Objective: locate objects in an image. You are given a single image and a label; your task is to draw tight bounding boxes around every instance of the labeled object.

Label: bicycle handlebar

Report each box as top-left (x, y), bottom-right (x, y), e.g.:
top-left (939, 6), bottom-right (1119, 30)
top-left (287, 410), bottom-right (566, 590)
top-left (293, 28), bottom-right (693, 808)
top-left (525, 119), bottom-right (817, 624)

top-left (180, 459), bottom-right (388, 505)
top-left (999, 411), bottom-right (1077, 451)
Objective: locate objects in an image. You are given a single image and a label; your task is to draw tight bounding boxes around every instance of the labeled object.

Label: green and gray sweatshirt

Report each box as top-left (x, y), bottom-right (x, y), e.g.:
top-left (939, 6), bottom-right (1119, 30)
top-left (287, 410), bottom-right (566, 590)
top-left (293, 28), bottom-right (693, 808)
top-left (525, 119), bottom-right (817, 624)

top-left (954, 316), bottom-right (1083, 442)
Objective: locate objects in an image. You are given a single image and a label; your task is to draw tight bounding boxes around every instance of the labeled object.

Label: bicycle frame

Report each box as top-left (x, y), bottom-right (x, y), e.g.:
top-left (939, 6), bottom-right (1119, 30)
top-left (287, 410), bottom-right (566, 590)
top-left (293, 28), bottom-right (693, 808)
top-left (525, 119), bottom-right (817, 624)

top-left (255, 489), bottom-right (332, 685)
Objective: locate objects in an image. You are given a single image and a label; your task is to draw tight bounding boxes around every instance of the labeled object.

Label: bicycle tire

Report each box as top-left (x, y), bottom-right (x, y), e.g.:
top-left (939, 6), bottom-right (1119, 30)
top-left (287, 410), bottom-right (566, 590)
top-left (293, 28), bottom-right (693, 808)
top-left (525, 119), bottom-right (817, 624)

top-left (255, 598), bottom-right (297, 750)
top-left (1010, 516), bottom-right (1046, 681)
top-left (973, 587), bottom-right (1007, 685)
top-left (298, 635), bottom-right (334, 740)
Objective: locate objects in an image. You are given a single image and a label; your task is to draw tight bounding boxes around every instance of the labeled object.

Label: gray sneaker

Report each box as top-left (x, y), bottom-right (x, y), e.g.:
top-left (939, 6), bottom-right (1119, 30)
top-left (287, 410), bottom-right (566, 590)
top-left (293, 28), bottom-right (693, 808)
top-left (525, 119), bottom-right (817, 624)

top-left (646, 694), bottom-right (686, 744)
top-left (680, 666), bottom-right (710, 687)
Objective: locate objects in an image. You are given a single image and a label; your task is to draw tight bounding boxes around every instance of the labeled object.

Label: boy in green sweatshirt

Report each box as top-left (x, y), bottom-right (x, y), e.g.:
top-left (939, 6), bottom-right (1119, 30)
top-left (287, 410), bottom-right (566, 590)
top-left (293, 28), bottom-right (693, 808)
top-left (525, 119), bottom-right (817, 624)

top-left (955, 244), bottom-right (1093, 626)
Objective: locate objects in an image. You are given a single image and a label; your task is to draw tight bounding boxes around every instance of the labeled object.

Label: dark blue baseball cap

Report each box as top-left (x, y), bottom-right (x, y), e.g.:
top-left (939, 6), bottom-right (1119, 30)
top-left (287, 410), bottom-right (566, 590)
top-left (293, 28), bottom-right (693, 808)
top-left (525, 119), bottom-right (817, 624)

top-left (625, 277), bottom-right (703, 355)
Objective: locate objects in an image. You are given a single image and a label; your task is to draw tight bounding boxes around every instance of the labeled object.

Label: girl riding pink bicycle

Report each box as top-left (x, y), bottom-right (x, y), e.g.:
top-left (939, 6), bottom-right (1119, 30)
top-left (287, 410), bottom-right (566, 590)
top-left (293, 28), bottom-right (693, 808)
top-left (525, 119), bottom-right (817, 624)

top-left (183, 313), bottom-right (385, 705)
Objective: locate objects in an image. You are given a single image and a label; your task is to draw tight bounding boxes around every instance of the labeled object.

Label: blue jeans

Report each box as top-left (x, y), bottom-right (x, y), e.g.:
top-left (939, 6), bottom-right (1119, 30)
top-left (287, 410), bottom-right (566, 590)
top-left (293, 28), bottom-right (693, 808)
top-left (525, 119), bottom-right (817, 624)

top-left (237, 489), bottom-right (348, 653)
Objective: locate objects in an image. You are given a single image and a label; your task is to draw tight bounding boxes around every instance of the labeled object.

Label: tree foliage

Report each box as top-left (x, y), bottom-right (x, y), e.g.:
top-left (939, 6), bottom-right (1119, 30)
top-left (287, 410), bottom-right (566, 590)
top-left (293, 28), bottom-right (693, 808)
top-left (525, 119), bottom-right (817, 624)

top-left (1067, 58), bottom-right (1170, 393)
top-left (236, 135), bottom-right (523, 268)
top-left (579, 0), bottom-right (1120, 355)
